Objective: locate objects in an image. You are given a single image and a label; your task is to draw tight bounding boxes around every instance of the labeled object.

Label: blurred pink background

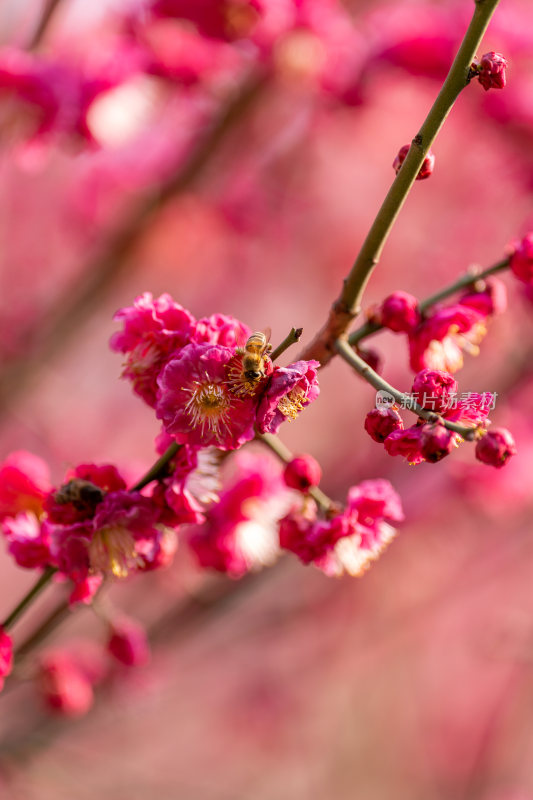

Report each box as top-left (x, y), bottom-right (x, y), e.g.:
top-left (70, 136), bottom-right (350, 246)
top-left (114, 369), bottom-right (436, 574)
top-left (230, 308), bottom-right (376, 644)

top-left (1, 0), bottom-right (533, 797)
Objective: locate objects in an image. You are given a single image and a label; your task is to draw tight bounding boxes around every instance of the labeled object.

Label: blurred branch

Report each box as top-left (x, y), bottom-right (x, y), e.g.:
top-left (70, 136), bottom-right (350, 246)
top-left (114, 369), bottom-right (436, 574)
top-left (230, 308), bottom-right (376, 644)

top-left (28, 0), bottom-right (64, 50)
top-left (130, 442), bottom-right (180, 491)
top-left (348, 256), bottom-right (510, 347)
top-left (0, 69), bottom-right (268, 418)
top-left (299, 0), bottom-right (502, 366)
top-left (1, 566), bottom-right (57, 632)
top-left (335, 337), bottom-right (479, 440)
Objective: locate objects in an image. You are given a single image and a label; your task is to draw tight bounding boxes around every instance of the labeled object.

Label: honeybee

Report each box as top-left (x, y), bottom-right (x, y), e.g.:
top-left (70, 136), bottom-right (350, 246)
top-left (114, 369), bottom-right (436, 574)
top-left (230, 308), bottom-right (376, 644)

top-left (54, 479), bottom-right (105, 513)
top-left (227, 329), bottom-right (272, 397)
top-left (241, 330), bottom-right (272, 381)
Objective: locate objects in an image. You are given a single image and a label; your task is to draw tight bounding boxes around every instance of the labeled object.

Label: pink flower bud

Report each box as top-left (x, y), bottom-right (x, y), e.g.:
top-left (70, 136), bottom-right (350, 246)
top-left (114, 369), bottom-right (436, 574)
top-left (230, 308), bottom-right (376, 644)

top-left (412, 368), bottom-right (458, 413)
top-left (419, 422), bottom-right (455, 463)
top-left (107, 619), bottom-right (150, 667)
top-left (476, 52), bottom-right (507, 91)
top-left (509, 233), bottom-right (533, 285)
top-left (379, 291), bottom-right (420, 333)
top-left (475, 428), bottom-right (517, 469)
top-left (0, 628), bottom-right (13, 691)
top-left (38, 652), bottom-right (94, 716)
top-left (283, 455), bottom-right (322, 493)
top-left (364, 407), bottom-right (404, 443)
top-left (393, 144), bottom-right (435, 180)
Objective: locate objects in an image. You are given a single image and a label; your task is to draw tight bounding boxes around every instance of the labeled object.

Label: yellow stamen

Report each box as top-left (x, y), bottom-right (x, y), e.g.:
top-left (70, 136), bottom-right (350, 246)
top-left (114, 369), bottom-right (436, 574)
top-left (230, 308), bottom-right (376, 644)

top-left (182, 379), bottom-right (232, 440)
top-left (277, 387), bottom-right (307, 421)
top-left (88, 526), bottom-right (142, 578)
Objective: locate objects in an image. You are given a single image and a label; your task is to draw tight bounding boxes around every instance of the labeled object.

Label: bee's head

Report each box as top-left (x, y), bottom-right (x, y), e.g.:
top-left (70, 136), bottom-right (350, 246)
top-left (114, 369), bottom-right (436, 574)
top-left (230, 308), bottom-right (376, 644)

top-left (244, 369), bottom-right (262, 380)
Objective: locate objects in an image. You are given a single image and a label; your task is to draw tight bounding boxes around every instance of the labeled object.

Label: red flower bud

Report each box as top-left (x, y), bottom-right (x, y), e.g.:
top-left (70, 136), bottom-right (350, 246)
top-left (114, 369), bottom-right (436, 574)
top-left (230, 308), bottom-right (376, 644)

top-left (393, 144), bottom-right (435, 180)
top-left (107, 619), bottom-right (150, 667)
top-left (419, 422), bottom-right (455, 463)
top-left (476, 51), bottom-right (507, 91)
top-left (509, 233), bottom-right (533, 286)
top-left (283, 455), bottom-right (322, 493)
top-left (364, 407), bottom-right (404, 443)
top-left (475, 428), bottom-right (516, 469)
top-left (0, 628), bottom-right (13, 692)
top-left (412, 368), bottom-right (458, 413)
top-left (379, 291), bottom-right (420, 333)
top-left (38, 652), bottom-right (94, 716)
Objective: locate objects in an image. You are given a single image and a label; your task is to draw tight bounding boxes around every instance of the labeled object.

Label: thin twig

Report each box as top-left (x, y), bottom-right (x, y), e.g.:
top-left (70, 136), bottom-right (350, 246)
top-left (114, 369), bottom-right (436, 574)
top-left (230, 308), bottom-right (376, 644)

top-left (270, 327), bottom-right (303, 362)
top-left (1, 567), bottom-right (57, 631)
top-left (335, 338), bottom-right (479, 440)
top-left (130, 442), bottom-right (180, 491)
top-left (348, 257), bottom-right (510, 347)
top-left (28, 0), bottom-right (63, 50)
top-left (299, 0), bottom-right (502, 365)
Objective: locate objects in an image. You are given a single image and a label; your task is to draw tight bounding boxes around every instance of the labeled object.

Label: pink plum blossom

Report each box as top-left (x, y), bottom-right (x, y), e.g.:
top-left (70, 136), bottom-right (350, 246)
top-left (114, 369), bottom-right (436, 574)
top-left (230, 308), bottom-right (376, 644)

top-left (256, 360), bottom-right (320, 435)
top-left (2, 512), bottom-right (51, 570)
top-left (110, 293), bottom-right (196, 407)
top-left (188, 451), bottom-right (290, 577)
top-left (408, 303), bottom-right (487, 373)
top-left (156, 343), bottom-right (257, 450)
top-left (0, 451), bottom-right (50, 521)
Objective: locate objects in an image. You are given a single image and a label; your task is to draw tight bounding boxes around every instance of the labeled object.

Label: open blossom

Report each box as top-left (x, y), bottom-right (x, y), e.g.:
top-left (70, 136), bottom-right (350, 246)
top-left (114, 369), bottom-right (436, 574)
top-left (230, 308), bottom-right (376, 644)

top-left (280, 479), bottom-right (403, 577)
top-left (156, 343), bottom-right (257, 449)
top-left (44, 463), bottom-right (127, 525)
top-left (2, 512), bottom-right (51, 570)
top-left (189, 451), bottom-right (291, 577)
top-left (0, 46), bottom-right (137, 146)
top-left (393, 144), bottom-right (435, 179)
top-left (0, 628), bottom-right (13, 692)
top-left (509, 233), bottom-right (533, 286)
top-left (0, 451), bottom-right (50, 521)
top-left (408, 303), bottom-right (487, 374)
top-left (194, 314), bottom-right (251, 348)
top-left (146, 0), bottom-right (264, 42)
top-left (46, 490), bottom-right (167, 585)
top-left (256, 360), bottom-right (320, 435)
top-left (110, 293), bottom-right (196, 407)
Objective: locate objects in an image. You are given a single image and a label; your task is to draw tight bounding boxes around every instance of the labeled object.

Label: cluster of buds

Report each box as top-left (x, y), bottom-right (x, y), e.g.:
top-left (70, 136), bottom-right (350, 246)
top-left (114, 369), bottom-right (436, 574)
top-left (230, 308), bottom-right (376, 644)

top-left (365, 368), bottom-right (516, 468)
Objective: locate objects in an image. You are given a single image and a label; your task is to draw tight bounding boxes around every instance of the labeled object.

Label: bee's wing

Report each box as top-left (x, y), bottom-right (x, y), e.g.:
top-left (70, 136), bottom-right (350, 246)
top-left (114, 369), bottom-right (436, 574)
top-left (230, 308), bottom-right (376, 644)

top-left (261, 327), bottom-right (272, 348)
